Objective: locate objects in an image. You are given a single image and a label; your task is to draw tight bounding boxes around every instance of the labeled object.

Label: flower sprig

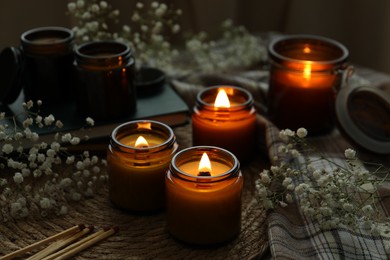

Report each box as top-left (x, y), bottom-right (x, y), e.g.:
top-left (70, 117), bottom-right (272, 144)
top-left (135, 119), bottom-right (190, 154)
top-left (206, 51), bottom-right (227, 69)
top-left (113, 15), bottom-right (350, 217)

top-left (66, 0), bottom-right (267, 76)
top-left (256, 127), bottom-right (390, 235)
top-left (0, 100), bottom-right (107, 221)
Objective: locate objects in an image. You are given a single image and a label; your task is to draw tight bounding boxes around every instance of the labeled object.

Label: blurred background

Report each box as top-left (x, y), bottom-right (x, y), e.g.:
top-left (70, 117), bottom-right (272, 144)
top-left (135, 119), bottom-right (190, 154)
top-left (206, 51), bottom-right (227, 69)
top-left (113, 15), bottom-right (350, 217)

top-left (1, 0), bottom-right (390, 74)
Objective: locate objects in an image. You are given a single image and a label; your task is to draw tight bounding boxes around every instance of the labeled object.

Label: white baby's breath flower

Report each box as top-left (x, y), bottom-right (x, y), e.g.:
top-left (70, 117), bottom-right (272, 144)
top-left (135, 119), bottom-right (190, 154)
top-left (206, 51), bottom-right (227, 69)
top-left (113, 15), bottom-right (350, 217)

top-left (2, 144), bottom-right (14, 154)
top-left (136, 2), bottom-right (143, 9)
top-left (13, 172), bottom-right (24, 184)
top-left (86, 117), bottom-right (95, 126)
top-left (70, 137), bottom-right (81, 145)
top-left (68, 2), bottom-right (76, 12)
top-left (44, 114), bottom-right (55, 126)
top-left (40, 198), bottom-right (52, 209)
top-left (297, 128), bottom-right (308, 138)
top-left (344, 148), bottom-right (356, 160)
top-left (59, 205), bottom-right (68, 215)
top-left (23, 118), bottom-right (34, 128)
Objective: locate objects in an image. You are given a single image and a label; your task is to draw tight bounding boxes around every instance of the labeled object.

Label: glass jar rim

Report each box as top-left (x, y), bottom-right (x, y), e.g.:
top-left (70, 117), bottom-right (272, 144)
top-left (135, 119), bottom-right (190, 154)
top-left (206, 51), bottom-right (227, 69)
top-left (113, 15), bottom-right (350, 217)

top-left (170, 146), bottom-right (240, 183)
top-left (268, 34), bottom-right (349, 67)
top-left (75, 40), bottom-right (132, 67)
top-left (196, 85), bottom-right (254, 111)
top-left (21, 26), bottom-right (74, 46)
top-left (111, 120), bottom-right (176, 154)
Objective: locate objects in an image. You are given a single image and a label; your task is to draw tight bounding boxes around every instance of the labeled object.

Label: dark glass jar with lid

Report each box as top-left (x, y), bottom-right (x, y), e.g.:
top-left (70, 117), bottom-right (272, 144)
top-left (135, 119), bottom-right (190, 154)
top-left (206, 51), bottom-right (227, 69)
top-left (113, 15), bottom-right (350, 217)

top-left (21, 26), bottom-right (75, 104)
top-left (74, 41), bottom-right (137, 120)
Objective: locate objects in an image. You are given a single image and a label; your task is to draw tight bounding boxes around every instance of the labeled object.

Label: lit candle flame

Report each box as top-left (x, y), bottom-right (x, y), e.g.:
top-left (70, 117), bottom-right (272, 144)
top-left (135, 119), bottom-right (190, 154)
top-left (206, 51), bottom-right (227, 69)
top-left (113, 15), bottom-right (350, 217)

top-left (135, 135), bottom-right (149, 148)
top-left (214, 89), bottom-right (230, 108)
top-left (198, 152), bottom-right (211, 176)
top-left (303, 62), bottom-right (311, 80)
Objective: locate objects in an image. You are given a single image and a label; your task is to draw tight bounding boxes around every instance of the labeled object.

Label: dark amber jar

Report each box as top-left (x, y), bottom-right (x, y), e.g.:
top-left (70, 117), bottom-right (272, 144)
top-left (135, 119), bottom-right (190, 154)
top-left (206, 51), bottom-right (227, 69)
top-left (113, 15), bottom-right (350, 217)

top-left (166, 146), bottom-right (243, 245)
top-left (21, 27), bottom-right (75, 104)
top-left (74, 41), bottom-right (136, 120)
top-left (268, 35), bottom-right (349, 135)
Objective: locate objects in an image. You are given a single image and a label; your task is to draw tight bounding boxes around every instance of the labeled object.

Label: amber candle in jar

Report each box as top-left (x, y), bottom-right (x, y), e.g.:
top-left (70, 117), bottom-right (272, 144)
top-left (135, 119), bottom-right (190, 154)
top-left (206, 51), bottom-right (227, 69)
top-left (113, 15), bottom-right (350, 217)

top-left (107, 120), bottom-right (178, 212)
top-left (74, 41), bottom-right (136, 120)
top-left (166, 146), bottom-right (243, 246)
top-left (192, 86), bottom-right (257, 162)
top-left (268, 35), bottom-right (349, 135)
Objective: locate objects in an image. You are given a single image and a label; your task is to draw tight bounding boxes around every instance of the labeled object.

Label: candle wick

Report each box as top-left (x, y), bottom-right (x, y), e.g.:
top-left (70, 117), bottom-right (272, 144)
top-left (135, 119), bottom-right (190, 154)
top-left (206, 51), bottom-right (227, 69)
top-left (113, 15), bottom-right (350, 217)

top-left (198, 171), bottom-right (211, 177)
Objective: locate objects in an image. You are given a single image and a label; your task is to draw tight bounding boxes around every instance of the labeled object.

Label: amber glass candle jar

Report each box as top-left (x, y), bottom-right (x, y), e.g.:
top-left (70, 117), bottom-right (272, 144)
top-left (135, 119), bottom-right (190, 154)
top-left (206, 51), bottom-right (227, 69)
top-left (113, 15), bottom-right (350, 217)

top-left (107, 120), bottom-right (178, 212)
top-left (166, 146), bottom-right (243, 246)
top-left (192, 86), bottom-right (257, 162)
top-left (268, 35), bottom-right (349, 135)
top-left (74, 41), bottom-right (136, 120)
top-left (21, 27), bottom-right (75, 104)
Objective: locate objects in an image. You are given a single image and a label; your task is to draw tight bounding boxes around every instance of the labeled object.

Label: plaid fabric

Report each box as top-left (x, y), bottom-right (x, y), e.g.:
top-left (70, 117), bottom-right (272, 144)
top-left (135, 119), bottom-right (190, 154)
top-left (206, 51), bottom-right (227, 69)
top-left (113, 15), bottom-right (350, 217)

top-left (263, 119), bottom-right (390, 260)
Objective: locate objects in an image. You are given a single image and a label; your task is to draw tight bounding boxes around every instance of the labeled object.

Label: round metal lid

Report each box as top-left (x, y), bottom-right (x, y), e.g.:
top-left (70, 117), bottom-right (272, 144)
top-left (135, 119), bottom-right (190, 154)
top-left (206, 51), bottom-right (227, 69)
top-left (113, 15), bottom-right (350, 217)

top-left (0, 47), bottom-right (23, 104)
top-left (335, 84), bottom-right (390, 154)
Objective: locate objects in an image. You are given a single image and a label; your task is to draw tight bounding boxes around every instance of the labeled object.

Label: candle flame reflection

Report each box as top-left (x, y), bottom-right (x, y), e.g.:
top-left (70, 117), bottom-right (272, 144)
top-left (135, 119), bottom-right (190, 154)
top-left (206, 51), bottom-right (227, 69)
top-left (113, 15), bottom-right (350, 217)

top-left (303, 46), bottom-right (311, 54)
top-left (303, 62), bottom-right (312, 80)
top-left (198, 152), bottom-right (212, 176)
top-left (135, 136), bottom-right (149, 148)
top-left (214, 89), bottom-right (230, 108)
top-left (137, 122), bottom-right (152, 130)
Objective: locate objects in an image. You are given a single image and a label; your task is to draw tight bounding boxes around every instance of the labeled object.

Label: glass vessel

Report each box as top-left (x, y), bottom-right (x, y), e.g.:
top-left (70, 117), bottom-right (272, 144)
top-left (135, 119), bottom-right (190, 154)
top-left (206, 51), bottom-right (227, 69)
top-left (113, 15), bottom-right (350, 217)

top-left (192, 86), bottom-right (257, 162)
top-left (21, 27), bottom-right (75, 104)
top-left (268, 35), bottom-right (349, 135)
top-left (74, 41), bottom-right (136, 119)
top-left (107, 120), bottom-right (178, 212)
top-left (166, 146), bottom-right (243, 245)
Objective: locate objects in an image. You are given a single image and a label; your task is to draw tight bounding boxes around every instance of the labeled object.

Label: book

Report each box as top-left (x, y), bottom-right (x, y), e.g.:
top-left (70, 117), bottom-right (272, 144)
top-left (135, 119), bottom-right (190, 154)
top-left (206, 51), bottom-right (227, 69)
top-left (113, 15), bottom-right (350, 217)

top-left (2, 84), bottom-right (189, 150)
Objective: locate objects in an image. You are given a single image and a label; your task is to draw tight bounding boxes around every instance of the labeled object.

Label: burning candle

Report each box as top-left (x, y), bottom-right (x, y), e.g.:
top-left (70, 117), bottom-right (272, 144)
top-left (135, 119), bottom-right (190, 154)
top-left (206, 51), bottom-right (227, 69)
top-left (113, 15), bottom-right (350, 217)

top-left (107, 120), bottom-right (178, 212)
top-left (192, 86), bottom-right (257, 162)
top-left (267, 35), bottom-right (349, 135)
top-left (166, 146), bottom-right (243, 245)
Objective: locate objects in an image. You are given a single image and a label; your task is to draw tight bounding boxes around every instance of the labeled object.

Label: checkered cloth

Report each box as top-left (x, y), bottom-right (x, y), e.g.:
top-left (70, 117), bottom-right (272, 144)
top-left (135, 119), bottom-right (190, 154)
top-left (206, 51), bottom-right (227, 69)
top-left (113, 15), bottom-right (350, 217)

top-left (171, 70), bottom-right (390, 259)
top-left (262, 118), bottom-right (390, 259)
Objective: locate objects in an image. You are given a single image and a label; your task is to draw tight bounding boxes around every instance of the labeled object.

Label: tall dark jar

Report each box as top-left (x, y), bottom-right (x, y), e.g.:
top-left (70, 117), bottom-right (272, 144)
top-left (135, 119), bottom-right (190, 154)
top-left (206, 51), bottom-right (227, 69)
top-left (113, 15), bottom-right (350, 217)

top-left (21, 27), bottom-right (75, 104)
top-left (74, 41), bottom-right (137, 120)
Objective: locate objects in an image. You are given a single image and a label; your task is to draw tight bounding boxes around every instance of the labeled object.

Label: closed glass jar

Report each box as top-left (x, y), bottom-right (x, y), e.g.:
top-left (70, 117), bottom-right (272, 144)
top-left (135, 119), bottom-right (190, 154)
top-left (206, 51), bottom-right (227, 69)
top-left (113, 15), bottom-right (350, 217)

top-left (192, 86), bottom-right (257, 162)
top-left (107, 120), bottom-right (178, 212)
top-left (74, 41), bottom-right (136, 120)
top-left (21, 26), bottom-right (75, 104)
top-left (166, 146), bottom-right (243, 245)
top-left (268, 35), bottom-right (349, 135)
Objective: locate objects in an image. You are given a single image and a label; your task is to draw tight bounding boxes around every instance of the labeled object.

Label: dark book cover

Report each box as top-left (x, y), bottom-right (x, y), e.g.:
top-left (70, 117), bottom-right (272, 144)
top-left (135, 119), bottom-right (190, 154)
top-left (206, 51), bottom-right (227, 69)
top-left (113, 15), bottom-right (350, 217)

top-left (2, 84), bottom-right (189, 149)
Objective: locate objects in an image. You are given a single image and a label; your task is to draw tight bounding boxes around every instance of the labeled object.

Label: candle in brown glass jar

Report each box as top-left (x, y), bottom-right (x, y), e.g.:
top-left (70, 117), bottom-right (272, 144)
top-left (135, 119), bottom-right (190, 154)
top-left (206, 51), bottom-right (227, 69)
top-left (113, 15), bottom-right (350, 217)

top-left (267, 35), bottom-right (349, 135)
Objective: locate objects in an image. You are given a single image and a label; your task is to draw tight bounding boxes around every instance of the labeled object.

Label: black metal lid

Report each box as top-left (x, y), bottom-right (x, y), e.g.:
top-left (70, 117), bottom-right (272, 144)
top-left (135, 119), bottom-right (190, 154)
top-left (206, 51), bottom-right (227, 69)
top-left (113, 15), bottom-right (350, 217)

top-left (335, 84), bottom-right (390, 154)
top-left (0, 46), bottom-right (23, 104)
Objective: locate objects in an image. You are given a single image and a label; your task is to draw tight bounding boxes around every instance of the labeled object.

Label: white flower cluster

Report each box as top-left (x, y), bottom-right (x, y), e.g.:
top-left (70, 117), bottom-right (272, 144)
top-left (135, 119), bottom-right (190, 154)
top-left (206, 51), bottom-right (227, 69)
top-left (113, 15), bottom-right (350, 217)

top-left (185, 19), bottom-right (266, 74)
top-left (66, 1), bottom-right (267, 76)
top-left (255, 127), bottom-right (390, 235)
top-left (67, 0), bottom-right (118, 42)
top-left (0, 100), bottom-right (108, 221)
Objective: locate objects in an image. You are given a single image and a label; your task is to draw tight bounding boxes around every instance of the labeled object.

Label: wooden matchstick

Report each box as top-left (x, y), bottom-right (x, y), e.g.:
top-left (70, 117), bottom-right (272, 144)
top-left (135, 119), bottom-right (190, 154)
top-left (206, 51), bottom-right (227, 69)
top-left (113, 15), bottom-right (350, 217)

top-left (27, 226), bottom-right (94, 260)
top-left (41, 229), bottom-right (106, 260)
top-left (0, 224), bottom-right (85, 260)
top-left (54, 227), bottom-right (119, 260)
